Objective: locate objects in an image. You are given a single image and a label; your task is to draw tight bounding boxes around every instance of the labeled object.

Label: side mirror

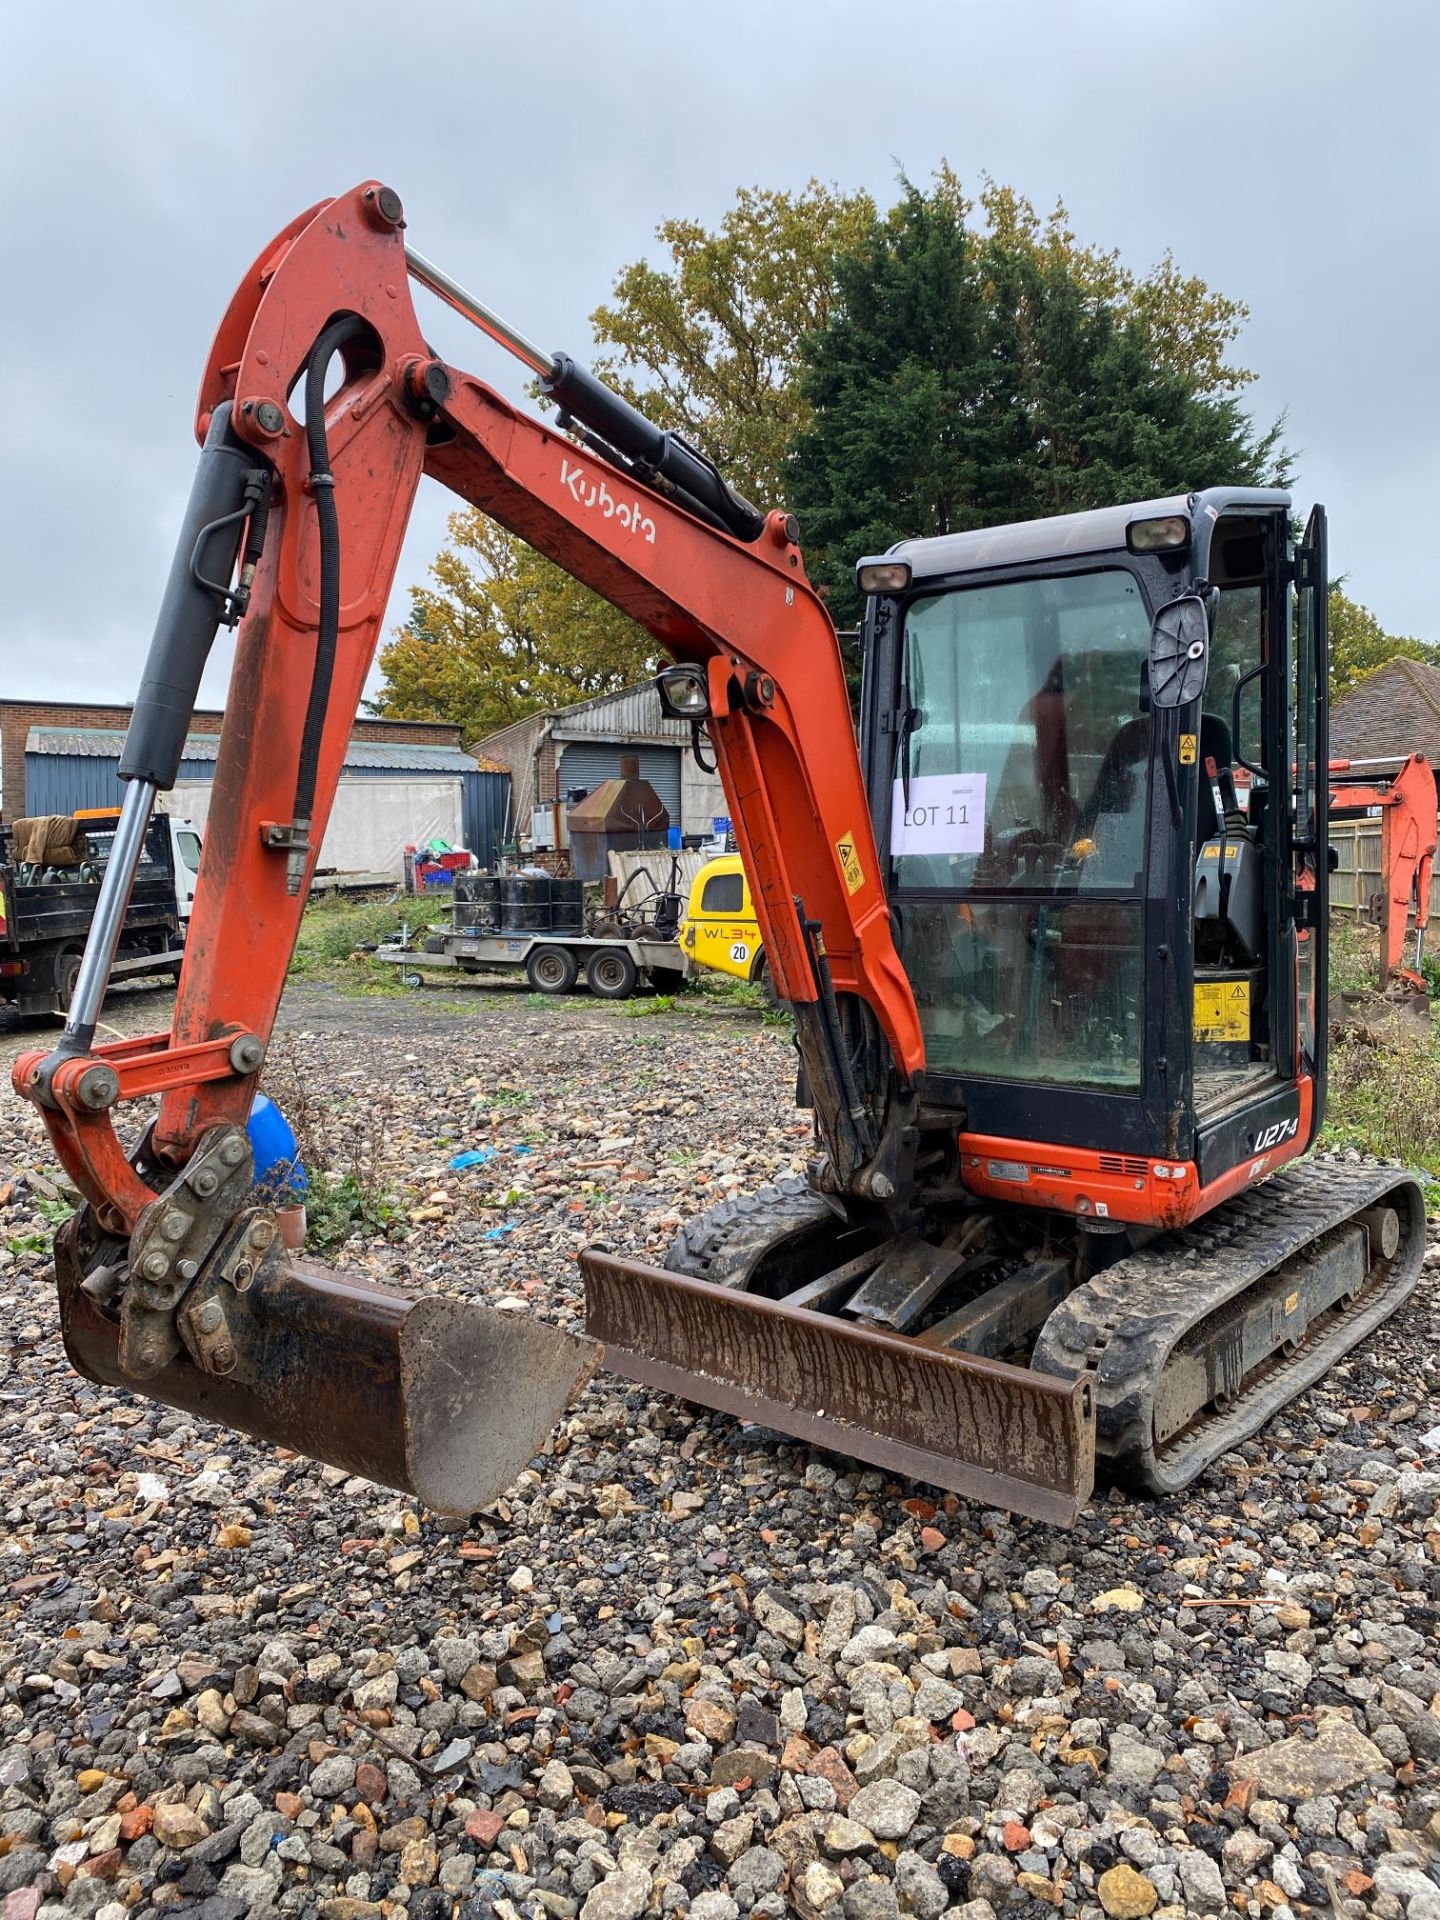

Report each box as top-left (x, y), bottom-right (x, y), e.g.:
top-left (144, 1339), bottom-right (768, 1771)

top-left (1149, 595), bottom-right (1211, 710)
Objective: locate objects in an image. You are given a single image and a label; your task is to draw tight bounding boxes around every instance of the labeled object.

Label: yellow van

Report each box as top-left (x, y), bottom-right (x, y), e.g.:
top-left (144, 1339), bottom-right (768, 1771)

top-left (681, 853), bottom-right (766, 987)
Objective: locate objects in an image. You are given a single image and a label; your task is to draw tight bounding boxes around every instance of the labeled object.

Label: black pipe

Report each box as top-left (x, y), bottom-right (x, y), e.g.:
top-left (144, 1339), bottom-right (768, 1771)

top-left (291, 317), bottom-right (370, 855)
top-left (541, 353), bottom-right (765, 543)
top-left (118, 404), bottom-right (264, 789)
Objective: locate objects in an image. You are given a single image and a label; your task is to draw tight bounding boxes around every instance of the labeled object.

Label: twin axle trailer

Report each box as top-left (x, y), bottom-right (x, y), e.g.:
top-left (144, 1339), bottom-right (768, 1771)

top-left (377, 927), bottom-right (686, 1000)
top-left (379, 868), bottom-right (687, 1000)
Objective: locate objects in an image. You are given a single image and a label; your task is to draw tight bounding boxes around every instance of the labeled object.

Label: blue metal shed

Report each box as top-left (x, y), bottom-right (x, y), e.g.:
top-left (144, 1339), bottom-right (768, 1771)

top-left (24, 727), bottom-right (512, 870)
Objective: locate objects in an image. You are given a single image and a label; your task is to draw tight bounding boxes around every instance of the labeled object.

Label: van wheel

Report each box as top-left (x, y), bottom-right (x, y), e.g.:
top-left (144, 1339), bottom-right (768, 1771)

top-left (588, 949), bottom-right (637, 1000)
top-left (527, 945), bottom-right (578, 995)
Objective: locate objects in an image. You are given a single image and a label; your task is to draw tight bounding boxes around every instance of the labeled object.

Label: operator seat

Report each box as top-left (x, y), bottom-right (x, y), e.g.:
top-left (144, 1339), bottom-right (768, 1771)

top-left (1197, 713), bottom-right (1238, 844)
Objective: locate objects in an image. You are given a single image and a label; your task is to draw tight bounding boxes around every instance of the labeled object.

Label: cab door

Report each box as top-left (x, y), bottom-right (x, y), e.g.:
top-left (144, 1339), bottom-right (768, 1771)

top-left (1289, 506), bottom-right (1328, 1119)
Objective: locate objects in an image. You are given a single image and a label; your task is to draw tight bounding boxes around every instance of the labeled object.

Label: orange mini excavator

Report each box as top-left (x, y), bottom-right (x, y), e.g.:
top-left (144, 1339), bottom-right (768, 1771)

top-left (15, 184), bottom-right (1423, 1526)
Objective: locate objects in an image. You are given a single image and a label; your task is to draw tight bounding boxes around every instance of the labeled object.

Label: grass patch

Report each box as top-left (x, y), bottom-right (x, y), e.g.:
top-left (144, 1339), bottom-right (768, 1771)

top-left (1323, 1026), bottom-right (1440, 1178)
top-left (1322, 910), bottom-right (1440, 1181)
top-left (290, 893), bottom-right (415, 980)
top-left (615, 993), bottom-right (676, 1018)
top-left (1328, 913), bottom-right (1382, 997)
top-left (690, 972), bottom-right (767, 1011)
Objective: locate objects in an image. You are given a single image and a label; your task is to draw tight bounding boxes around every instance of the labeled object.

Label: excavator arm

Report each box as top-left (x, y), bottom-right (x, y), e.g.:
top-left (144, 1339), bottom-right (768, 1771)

top-left (1327, 753), bottom-right (1437, 989)
top-left (11, 181), bottom-right (928, 1513)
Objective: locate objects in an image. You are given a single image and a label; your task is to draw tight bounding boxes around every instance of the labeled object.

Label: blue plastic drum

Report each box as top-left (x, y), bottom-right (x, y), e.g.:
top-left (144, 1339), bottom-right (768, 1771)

top-left (247, 1093), bottom-right (308, 1203)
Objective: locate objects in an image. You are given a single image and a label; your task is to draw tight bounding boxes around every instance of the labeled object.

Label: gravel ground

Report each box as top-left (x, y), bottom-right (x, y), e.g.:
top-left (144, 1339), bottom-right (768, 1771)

top-left (3, 978), bottom-right (1440, 1920)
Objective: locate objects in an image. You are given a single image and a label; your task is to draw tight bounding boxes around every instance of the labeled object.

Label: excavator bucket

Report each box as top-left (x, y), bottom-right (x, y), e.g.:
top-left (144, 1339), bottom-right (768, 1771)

top-left (56, 1218), bottom-right (600, 1514)
top-left (581, 1251), bottom-right (1096, 1526)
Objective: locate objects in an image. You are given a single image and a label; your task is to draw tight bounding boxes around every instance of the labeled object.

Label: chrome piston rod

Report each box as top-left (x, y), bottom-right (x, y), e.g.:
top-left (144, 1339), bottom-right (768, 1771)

top-left (62, 777), bottom-right (157, 1049)
top-left (405, 247), bottom-right (554, 379)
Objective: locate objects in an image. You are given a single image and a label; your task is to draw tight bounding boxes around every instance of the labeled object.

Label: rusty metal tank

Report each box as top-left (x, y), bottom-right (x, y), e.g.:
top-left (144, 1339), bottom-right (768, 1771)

top-left (566, 754), bottom-right (670, 883)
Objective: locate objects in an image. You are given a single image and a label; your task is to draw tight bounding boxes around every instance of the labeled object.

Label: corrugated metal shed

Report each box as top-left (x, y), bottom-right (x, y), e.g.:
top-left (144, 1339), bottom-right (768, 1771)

top-left (548, 682), bottom-right (691, 745)
top-left (557, 743), bottom-right (680, 822)
top-left (476, 682), bottom-right (700, 833)
top-left (24, 726), bottom-right (510, 868)
top-left (27, 727), bottom-right (477, 773)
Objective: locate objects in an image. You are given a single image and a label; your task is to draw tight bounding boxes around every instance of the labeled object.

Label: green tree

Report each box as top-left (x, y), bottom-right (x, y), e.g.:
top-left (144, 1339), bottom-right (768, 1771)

top-left (590, 181), bottom-right (878, 505)
top-left (1329, 586), bottom-right (1439, 696)
top-left (376, 182), bottom-right (875, 738)
top-left (788, 173), bottom-right (1289, 627)
top-left (371, 511), bottom-right (654, 746)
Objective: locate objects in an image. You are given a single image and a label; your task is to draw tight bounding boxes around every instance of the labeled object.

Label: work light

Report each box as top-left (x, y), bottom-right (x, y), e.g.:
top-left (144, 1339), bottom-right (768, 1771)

top-left (656, 664), bottom-right (711, 719)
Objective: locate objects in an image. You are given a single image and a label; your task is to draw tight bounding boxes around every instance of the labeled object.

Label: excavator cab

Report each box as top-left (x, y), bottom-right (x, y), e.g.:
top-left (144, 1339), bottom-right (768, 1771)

top-left (858, 489), bottom-right (1330, 1223)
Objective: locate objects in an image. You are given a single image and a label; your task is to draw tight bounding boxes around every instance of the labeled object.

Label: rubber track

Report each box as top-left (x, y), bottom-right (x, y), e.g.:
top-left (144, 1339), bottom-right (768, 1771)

top-left (1031, 1157), bottom-right (1426, 1495)
top-left (662, 1175), bottom-right (838, 1288)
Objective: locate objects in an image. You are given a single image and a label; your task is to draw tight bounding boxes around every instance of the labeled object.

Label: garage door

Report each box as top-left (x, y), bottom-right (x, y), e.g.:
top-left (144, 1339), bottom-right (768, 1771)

top-left (557, 744), bottom-right (681, 825)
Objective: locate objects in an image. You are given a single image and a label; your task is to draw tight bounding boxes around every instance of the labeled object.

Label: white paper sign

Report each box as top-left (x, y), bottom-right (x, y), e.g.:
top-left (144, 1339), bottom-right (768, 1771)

top-left (890, 774), bottom-right (987, 857)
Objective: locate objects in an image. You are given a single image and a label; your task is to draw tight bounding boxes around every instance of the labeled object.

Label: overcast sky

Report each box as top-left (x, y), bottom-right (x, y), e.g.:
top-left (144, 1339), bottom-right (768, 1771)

top-left (4, 1), bottom-right (1436, 716)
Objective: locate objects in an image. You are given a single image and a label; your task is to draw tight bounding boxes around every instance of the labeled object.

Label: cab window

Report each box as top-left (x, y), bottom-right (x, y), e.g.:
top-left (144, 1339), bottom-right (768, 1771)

top-left (700, 871), bottom-right (744, 915)
top-left (892, 567), bottom-right (1153, 1091)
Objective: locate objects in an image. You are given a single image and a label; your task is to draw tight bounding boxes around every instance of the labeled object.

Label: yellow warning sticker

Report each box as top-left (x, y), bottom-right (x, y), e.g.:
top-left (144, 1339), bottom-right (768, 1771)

top-left (836, 830), bottom-right (865, 896)
top-left (1194, 978), bottom-right (1250, 1042)
top-left (1179, 733), bottom-right (1197, 765)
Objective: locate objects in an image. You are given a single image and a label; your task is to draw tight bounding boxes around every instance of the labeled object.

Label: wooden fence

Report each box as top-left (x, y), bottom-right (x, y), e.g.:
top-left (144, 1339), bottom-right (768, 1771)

top-left (1329, 817), bottom-right (1440, 935)
top-left (607, 846), bottom-right (708, 907)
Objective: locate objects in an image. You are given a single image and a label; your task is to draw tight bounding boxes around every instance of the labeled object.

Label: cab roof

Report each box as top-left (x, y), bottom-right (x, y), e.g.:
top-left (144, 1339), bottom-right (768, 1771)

top-left (885, 487), bottom-right (1292, 584)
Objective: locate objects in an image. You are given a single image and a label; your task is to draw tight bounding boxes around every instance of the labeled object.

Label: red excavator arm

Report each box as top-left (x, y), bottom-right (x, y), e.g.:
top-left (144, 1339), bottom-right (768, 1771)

top-left (11, 182), bottom-right (926, 1511)
top-left (1328, 753), bottom-right (1437, 988)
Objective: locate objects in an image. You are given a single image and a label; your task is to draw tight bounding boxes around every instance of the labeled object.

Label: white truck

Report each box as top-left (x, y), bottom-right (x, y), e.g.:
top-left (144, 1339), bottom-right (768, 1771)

top-left (77, 809), bottom-right (203, 928)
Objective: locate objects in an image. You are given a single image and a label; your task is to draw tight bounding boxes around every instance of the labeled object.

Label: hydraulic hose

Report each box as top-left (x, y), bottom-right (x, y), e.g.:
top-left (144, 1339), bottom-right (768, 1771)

top-left (290, 317), bottom-right (370, 886)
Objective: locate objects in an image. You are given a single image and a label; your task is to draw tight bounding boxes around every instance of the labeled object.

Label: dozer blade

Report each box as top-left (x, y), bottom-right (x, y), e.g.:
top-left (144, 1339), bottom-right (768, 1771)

top-left (56, 1218), bottom-right (600, 1515)
top-left (582, 1250), bottom-right (1096, 1526)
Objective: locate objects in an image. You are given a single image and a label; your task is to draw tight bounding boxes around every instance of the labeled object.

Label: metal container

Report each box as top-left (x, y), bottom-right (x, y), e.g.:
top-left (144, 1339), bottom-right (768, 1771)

top-left (567, 754), bottom-right (670, 883)
top-left (550, 878), bottom-right (584, 934)
top-left (454, 873), bottom-right (500, 931)
top-left (501, 872), bottom-right (552, 932)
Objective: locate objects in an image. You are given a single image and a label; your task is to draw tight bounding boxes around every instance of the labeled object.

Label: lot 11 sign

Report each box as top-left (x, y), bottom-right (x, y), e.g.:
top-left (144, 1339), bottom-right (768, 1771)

top-left (890, 774), bottom-right (987, 857)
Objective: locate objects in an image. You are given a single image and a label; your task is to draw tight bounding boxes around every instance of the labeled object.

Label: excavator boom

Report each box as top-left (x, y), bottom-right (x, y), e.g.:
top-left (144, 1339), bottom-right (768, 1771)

top-left (12, 181), bottom-right (936, 1516)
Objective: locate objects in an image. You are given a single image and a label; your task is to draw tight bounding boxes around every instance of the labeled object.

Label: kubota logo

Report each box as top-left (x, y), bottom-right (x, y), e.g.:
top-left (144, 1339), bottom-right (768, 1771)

top-left (560, 458), bottom-right (657, 544)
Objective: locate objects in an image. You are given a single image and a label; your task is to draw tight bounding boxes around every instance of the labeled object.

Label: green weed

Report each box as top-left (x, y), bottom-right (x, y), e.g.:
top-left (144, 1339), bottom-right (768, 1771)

top-left (1323, 1023), bottom-right (1440, 1177)
top-left (1328, 914), bottom-right (1380, 996)
top-left (616, 994), bottom-right (675, 1018)
top-left (290, 894), bottom-right (414, 983)
top-left (304, 1170), bottom-right (404, 1251)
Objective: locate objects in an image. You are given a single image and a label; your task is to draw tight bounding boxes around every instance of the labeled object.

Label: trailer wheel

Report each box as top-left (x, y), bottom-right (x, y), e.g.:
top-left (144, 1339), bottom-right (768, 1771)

top-left (527, 945), bottom-right (578, 995)
top-left (54, 951), bottom-right (83, 1015)
top-left (646, 966), bottom-right (687, 996)
top-left (588, 948), bottom-right (637, 1000)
